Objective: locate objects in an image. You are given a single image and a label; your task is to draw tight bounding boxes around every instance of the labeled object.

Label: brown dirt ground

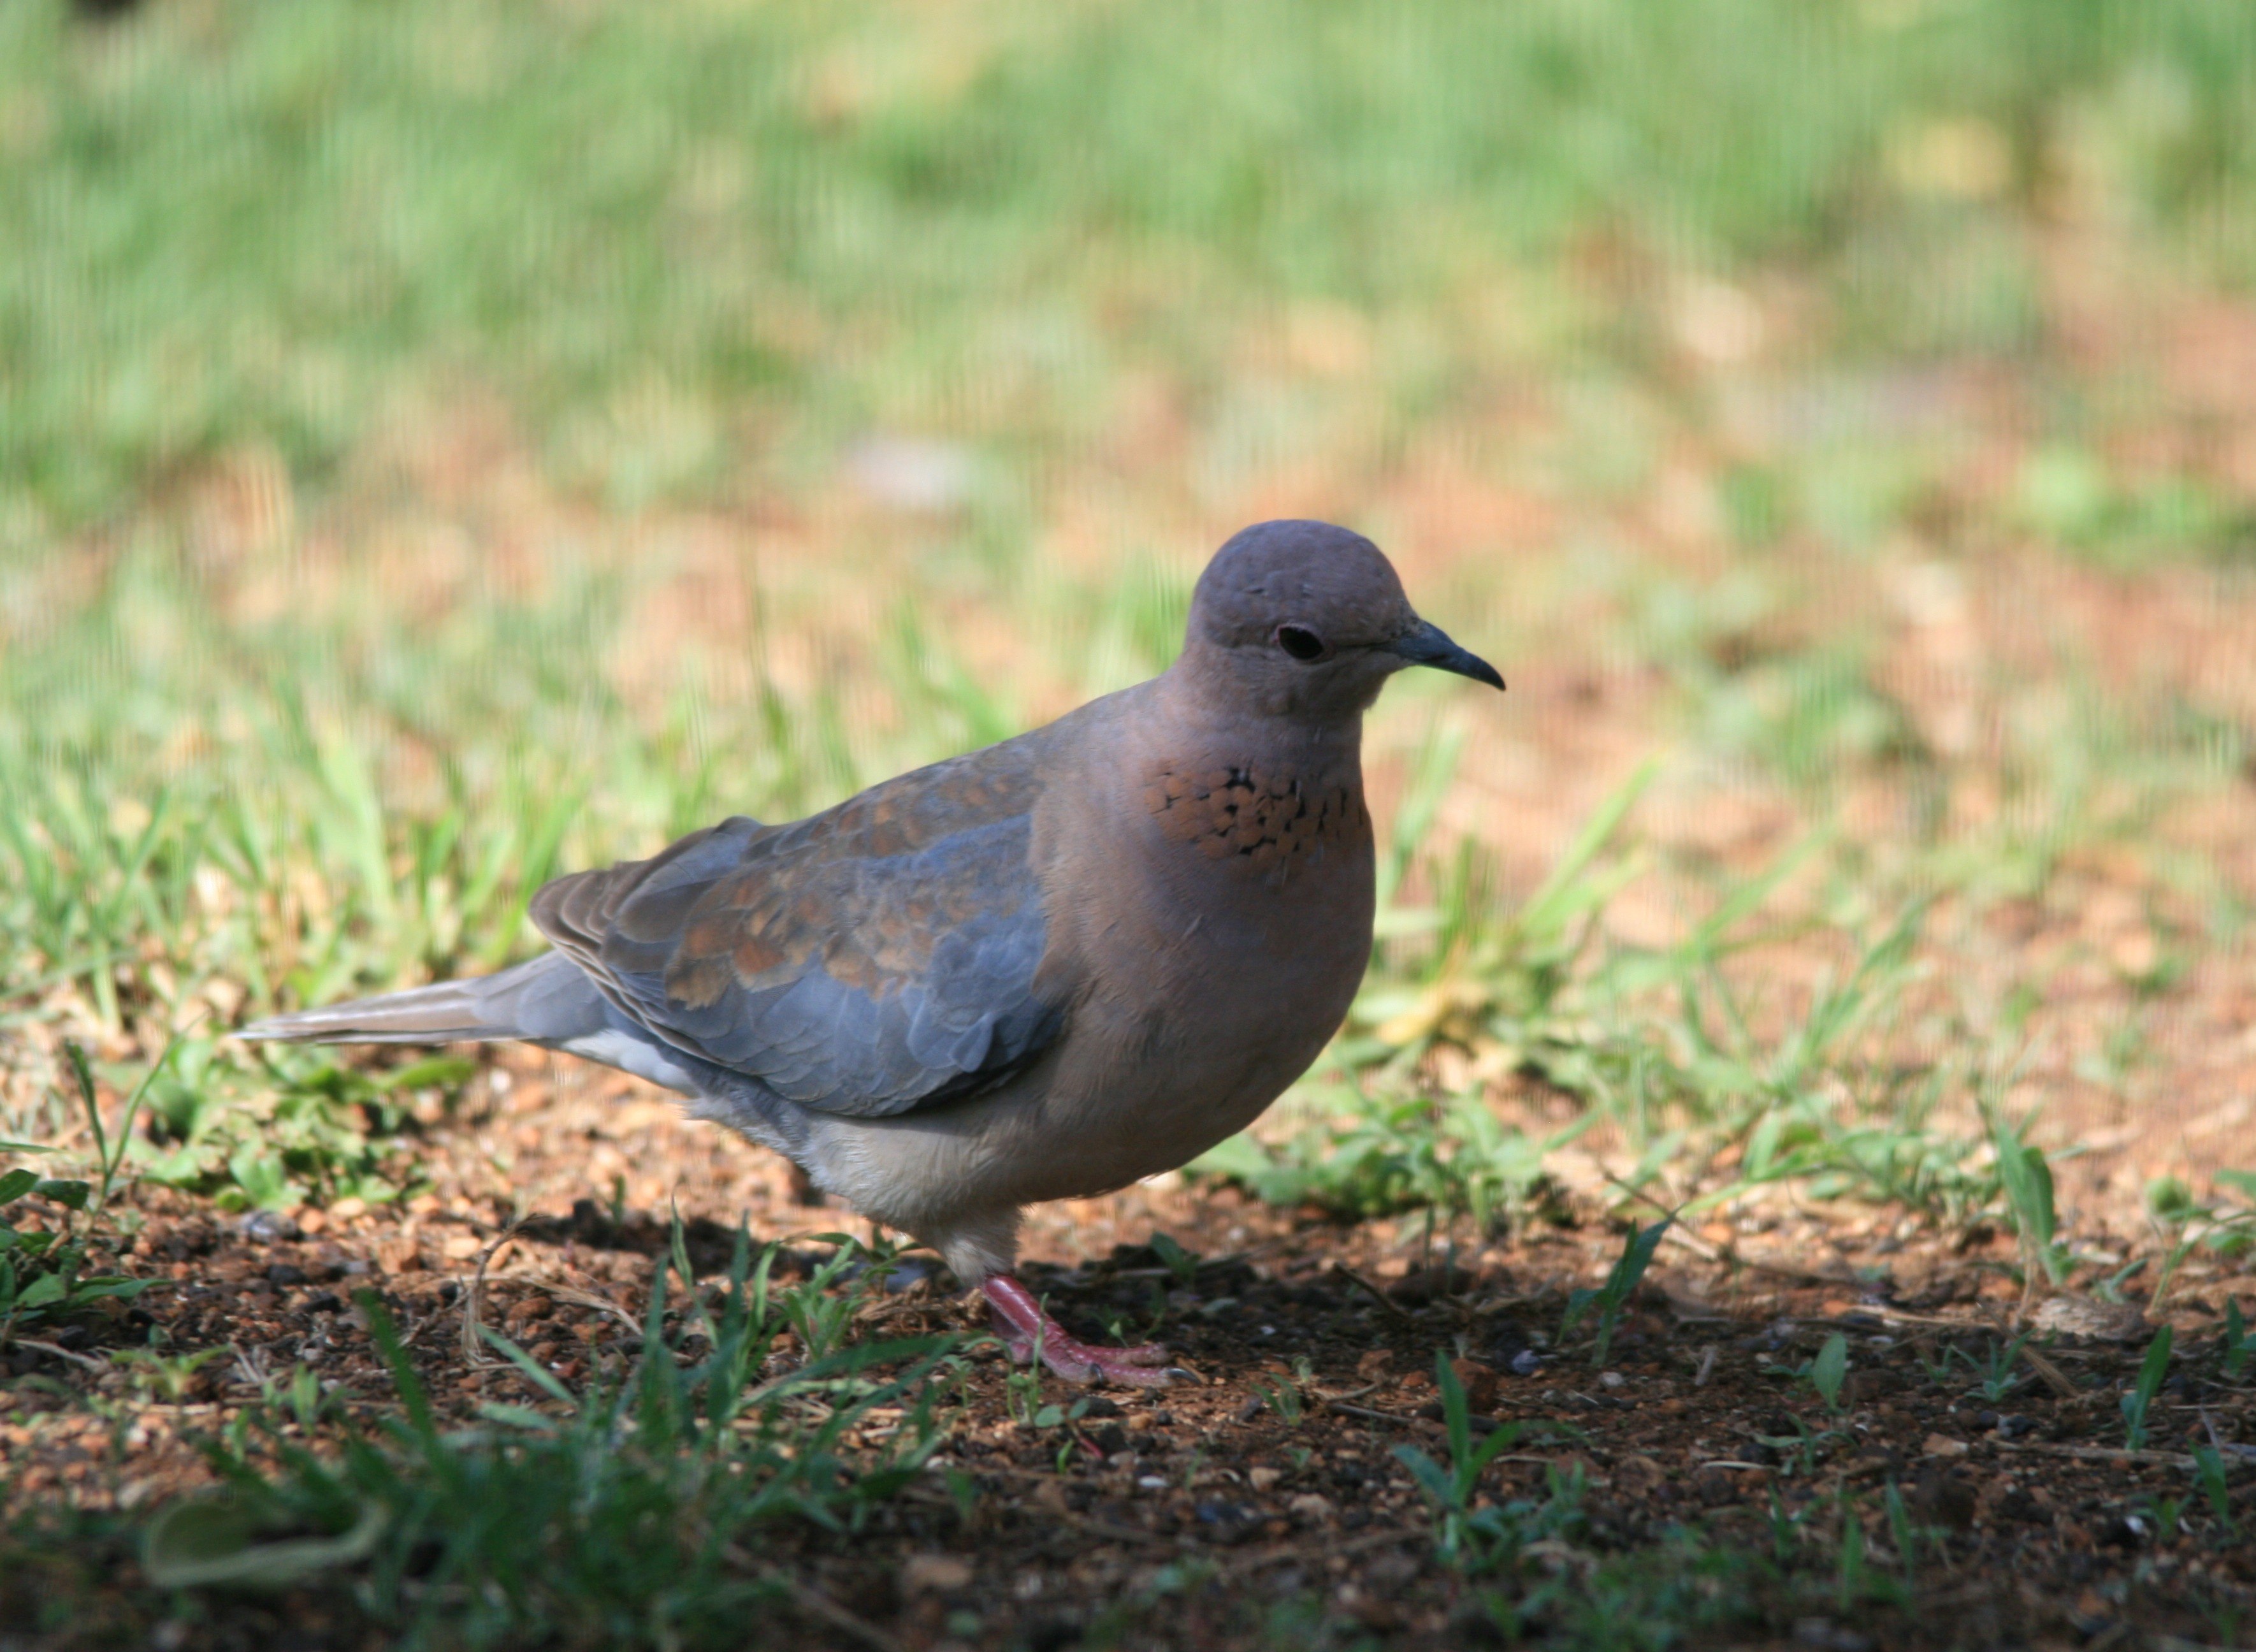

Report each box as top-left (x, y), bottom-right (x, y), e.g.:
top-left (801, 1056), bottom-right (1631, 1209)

top-left (3, 1040), bottom-right (2253, 1650)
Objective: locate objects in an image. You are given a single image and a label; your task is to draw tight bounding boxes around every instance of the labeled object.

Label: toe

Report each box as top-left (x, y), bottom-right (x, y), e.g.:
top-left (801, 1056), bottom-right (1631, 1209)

top-left (1038, 1345), bottom-right (1103, 1384)
top-left (1092, 1359), bottom-right (1180, 1390)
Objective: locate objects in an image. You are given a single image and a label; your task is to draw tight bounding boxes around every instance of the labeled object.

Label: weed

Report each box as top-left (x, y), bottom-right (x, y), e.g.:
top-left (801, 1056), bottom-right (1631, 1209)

top-left (1, 1041), bottom-right (168, 1345)
top-left (1147, 1231), bottom-right (1201, 1289)
top-left (1250, 1373), bottom-right (1305, 1426)
top-left (1809, 1332), bottom-right (1849, 1416)
top-left (1001, 1361), bottom-right (1045, 1428)
top-left (1393, 1355), bottom-right (1570, 1569)
top-left (2223, 1297), bottom-right (2253, 1380)
top-left (2147, 1172), bottom-right (2256, 1310)
top-left (1834, 1486), bottom-right (1871, 1609)
top-left (2192, 1445), bottom-right (2236, 1539)
top-left (2134, 1493), bottom-right (2186, 1543)
top-left (1755, 1417), bottom-right (1847, 1479)
top-left (133, 1038), bottom-right (458, 1212)
top-left (1883, 1481), bottom-right (1925, 1581)
top-left (1195, 1081), bottom-right (1587, 1229)
top-left (110, 1343), bottom-right (228, 1405)
top-left (1991, 1112), bottom-right (2072, 1286)
top-left (775, 1229), bottom-right (895, 1363)
top-left (2120, 1326), bottom-right (2173, 1451)
top-left (1559, 1219), bottom-right (1668, 1370)
top-left (1933, 1332), bottom-right (2032, 1404)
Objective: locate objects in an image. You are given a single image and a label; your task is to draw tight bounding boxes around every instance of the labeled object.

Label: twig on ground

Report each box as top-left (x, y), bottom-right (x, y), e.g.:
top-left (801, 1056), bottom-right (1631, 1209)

top-left (1220, 1524), bottom-right (1421, 1579)
top-left (1057, 1510), bottom-right (1171, 1547)
top-left (1324, 1401), bottom-right (1431, 1427)
top-left (721, 1549), bottom-right (905, 1652)
top-left (2017, 1342), bottom-right (2081, 1400)
top-left (1658, 1224), bottom-right (1864, 1289)
top-left (1331, 1265), bottom-right (1414, 1322)
top-left (459, 1226), bottom-right (523, 1371)
top-left (1993, 1440), bottom-right (2197, 1469)
top-left (14, 1338), bottom-right (103, 1371)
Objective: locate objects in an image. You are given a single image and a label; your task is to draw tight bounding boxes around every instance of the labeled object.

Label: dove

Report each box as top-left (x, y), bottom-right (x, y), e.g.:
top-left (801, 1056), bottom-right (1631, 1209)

top-left (240, 519), bottom-right (1503, 1384)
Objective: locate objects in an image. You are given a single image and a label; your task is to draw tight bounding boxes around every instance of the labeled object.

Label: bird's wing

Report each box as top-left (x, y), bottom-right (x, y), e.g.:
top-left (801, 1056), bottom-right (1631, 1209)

top-left (529, 745), bottom-right (1063, 1117)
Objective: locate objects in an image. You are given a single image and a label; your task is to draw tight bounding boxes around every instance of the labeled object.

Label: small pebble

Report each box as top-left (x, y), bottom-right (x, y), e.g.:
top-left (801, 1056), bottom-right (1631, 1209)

top-left (238, 1210), bottom-right (300, 1244)
top-left (1510, 1349), bottom-right (1542, 1377)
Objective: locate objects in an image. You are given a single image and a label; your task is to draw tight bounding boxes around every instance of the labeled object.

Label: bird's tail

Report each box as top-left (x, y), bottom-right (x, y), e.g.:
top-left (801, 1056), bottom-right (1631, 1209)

top-left (236, 951), bottom-right (604, 1046)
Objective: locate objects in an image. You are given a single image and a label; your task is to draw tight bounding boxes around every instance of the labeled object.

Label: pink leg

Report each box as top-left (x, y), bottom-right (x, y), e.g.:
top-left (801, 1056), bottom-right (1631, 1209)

top-left (980, 1275), bottom-right (1185, 1388)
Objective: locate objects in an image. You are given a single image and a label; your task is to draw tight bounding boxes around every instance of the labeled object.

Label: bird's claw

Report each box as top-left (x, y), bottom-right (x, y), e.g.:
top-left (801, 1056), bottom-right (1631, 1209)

top-left (981, 1274), bottom-right (1188, 1388)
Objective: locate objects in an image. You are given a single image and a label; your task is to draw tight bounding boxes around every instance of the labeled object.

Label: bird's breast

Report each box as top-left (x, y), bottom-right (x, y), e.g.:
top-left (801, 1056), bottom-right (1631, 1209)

top-left (1096, 753), bottom-right (1377, 1050)
top-left (1139, 758), bottom-right (1370, 878)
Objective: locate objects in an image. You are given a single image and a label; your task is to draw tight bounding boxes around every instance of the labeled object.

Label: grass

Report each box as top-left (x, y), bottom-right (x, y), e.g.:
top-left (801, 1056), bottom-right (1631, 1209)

top-left (11, 1225), bottom-right (959, 1650)
top-left (1, 1043), bottom-right (158, 1345)
top-left (11, 0), bottom-right (2256, 532)
top-left (6, 0), bottom-right (2256, 1644)
top-left (1389, 1352), bottom-right (1965, 1651)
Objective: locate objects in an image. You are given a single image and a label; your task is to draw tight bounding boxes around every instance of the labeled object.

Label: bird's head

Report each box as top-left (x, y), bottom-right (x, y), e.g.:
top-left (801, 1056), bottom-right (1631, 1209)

top-left (1178, 519), bottom-right (1503, 723)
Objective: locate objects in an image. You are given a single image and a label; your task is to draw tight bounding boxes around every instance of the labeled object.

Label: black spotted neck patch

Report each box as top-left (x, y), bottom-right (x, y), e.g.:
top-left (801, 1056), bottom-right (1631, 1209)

top-left (1143, 762), bottom-right (1369, 873)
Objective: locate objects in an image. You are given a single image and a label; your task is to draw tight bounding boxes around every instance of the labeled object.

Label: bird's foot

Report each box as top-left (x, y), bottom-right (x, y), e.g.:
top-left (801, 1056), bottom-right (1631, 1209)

top-left (980, 1274), bottom-right (1185, 1388)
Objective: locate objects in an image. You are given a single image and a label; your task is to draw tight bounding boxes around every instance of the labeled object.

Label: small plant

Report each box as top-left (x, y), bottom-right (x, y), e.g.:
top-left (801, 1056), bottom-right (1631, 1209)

top-left (2120, 1326), bottom-right (2173, 1452)
top-left (1559, 1219), bottom-right (1668, 1369)
top-left (1001, 1361), bottom-right (1045, 1427)
top-left (1008, 1389), bottom-right (1097, 1470)
top-left (1765, 1332), bottom-right (1852, 1411)
top-left (134, 1037), bottom-right (457, 1213)
top-left (777, 1231), bottom-right (895, 1362)
top-left (2147, 1173), bottom-right (2256, 1310)
top-left (1392, 1355), bottom-right (1563, 1569)
top-left (1194, 1086), bottom-right (1586, 1229)
top-left (1834, 1486), bottom-right (1870, 1611)
top-left (2223, 1298), bottom-right (2253, 1380)
top-left (1754, 1416), bottom-right (1844, 1479)
top-left (1146, 1231), bottom-right (1201, 1289)
top-left (1021, 1393), bottom-right (1090, 1433)
top-left (1, 1041), bottom-right (166, 1345)
top-left (112, 1342), bottom-right (229, 1404)
top-left (1990, 1113), bottom-right (2072, 1286)
top-left (1809, 1331), bottom-right (1849, 1415)
top-left (2136, 1494), bottom-right (2185, 1542)
top-left (1947, 1331), bottom-right (2033, 1404)
top-left (1250, 1373), bottom-right (1305, 1426)
top-left (2192, 1444), bottom-right (2236, 1539)
top-left (1883, 1481), bottom-right (1925, 1580)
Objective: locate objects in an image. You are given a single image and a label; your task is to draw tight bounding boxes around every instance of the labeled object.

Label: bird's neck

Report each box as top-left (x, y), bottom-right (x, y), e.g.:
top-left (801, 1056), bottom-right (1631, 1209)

top-left (1152, 655), bottom-right (1368, 780)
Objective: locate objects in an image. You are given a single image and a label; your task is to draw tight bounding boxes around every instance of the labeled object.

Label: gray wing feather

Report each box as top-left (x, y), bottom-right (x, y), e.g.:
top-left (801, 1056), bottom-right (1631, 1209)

top-left (528, 745), bottom-right (1064, 1119)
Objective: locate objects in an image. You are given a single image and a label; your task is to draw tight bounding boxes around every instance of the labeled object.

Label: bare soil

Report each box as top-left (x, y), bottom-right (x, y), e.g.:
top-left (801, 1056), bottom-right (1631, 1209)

top-left (4, 1045), bottom-right (2252, 1651)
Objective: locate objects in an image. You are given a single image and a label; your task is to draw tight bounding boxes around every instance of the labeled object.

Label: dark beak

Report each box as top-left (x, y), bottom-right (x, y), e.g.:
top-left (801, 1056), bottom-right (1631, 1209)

top-left (1385, 620), bottom-right (1505, 691)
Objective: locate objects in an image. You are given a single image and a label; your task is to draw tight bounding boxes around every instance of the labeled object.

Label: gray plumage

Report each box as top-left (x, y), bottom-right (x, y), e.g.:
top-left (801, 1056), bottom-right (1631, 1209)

top-left (241, 519), bottom-right (1503, 1382)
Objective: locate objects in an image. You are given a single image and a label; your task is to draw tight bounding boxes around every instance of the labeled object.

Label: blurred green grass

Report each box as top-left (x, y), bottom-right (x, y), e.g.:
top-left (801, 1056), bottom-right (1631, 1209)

top-left (6, 0), bottom-right (2256, 526)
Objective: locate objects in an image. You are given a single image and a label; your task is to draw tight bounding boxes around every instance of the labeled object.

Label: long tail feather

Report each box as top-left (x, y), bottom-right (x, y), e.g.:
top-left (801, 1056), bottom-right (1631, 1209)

top-left (238, 980), bottom-right (509, 1044)
top-left (236, 952), bottom-right (602, 1046)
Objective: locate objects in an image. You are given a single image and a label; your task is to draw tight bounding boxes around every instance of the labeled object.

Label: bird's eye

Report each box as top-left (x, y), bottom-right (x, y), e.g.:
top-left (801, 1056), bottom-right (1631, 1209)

top-left (1276, 625), bottom-right (1326, 662)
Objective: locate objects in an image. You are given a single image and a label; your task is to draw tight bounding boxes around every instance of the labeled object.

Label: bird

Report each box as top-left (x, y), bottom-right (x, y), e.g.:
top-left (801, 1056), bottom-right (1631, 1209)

top-left (240, 519), bottom-right (1503, 1385)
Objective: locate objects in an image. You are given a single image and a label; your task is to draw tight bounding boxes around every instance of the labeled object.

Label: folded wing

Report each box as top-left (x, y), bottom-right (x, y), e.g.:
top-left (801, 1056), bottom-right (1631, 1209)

top-left (529, 748), bottom-right (1062, 1117)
